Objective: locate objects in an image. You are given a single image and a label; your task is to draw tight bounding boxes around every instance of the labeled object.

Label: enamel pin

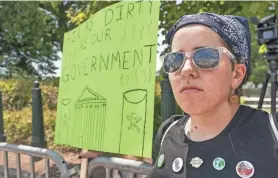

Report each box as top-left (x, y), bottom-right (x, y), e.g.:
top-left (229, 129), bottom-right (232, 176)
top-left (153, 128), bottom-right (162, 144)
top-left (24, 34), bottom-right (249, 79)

top-left (213, 157), bottom-right (225, 170)
top-left (190, 157), bottom-right (203, 168)
top-left (236, 161), bottom-right (255, 178)
top-left (172, 157), bottom-right (183, 172)
top-left (157, 154), bottom-right (164, 168)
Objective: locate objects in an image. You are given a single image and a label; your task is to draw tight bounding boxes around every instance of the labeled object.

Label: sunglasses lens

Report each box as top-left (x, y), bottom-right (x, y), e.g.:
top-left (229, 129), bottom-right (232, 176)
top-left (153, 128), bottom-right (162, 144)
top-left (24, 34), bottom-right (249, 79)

top-left (193, 48), bottom-right (219, 69)
top-left (163, 52), bottom-right (184, 73)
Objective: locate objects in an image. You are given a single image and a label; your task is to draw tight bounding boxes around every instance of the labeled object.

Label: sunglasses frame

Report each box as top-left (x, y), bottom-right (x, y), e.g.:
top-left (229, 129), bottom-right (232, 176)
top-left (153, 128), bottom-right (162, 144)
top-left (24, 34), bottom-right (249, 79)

top-left (161, 47), bottom-right (236, 74)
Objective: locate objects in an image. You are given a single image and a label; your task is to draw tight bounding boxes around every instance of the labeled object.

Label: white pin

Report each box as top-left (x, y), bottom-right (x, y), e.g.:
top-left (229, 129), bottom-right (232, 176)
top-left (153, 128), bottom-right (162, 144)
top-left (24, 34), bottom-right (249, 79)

top-left (190, 157), bottom-right (203, 168)
top-left (172, 157), bottom-right (183, 173)
top-left (236, 160), bottom-right (255, 178)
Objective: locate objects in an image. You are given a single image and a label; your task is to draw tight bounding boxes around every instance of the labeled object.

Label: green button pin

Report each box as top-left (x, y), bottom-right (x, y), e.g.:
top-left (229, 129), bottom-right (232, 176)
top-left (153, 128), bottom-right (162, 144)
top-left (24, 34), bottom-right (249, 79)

top-left (213, 157), bottom-right (225, 170)
top-left (157, 154), bottom-right (165, 168)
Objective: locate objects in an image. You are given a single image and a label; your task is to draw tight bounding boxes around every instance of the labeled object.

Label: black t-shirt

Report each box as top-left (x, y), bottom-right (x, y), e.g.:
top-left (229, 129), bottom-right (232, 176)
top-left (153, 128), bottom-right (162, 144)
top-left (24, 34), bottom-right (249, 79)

top-left (149, 105), bottom-right (278, 178)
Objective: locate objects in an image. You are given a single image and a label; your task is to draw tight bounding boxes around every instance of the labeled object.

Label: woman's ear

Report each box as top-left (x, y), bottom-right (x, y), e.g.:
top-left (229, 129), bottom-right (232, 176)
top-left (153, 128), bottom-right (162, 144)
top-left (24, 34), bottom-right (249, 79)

top-left (231, 64), bottom-right (246, 89)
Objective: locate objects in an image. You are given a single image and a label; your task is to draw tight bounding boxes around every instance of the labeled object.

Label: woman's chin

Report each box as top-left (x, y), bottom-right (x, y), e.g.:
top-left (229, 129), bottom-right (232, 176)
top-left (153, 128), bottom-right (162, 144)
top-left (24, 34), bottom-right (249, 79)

top-left (180, 103), bottom-right (210, 116)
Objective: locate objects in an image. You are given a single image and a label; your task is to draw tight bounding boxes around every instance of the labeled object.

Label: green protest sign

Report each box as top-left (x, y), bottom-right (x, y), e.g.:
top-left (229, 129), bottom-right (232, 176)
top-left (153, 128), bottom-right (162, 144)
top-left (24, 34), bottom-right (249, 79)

top-left (55, 1), bottom-right (160, 158)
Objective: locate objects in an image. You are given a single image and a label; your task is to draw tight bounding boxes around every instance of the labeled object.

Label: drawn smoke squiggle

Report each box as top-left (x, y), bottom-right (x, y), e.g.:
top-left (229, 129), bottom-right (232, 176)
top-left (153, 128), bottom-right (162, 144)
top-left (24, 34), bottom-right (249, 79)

top-left (86, 19), bottom-right (93, 30)
top-left (135, 69), bottom-right (139, 84)
top-left (120, 74), bottom-right (124, 86)
top-left (121, 68), bottom-right (152, 87)
top-left (143, 69), bottom-right (146, 84)
top-left (121, 28), bottom-right (127, 42)
top-left (148, 20), bottom-right (153, 35)
top-left (140, 24), bottom-right (144, 40)
top-left (132, 24), bottom-right (136, 40)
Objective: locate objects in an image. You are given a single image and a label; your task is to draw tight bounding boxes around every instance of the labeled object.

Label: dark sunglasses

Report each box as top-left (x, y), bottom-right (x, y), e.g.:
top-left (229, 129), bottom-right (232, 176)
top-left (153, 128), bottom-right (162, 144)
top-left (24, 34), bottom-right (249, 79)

top-left (161, 47), bottom-right (236, 74)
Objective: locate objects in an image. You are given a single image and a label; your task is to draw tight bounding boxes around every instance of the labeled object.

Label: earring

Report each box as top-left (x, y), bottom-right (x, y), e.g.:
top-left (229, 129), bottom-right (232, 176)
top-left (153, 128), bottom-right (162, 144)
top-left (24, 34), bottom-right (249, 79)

top-left (229, 89), bottom-right (239, 103)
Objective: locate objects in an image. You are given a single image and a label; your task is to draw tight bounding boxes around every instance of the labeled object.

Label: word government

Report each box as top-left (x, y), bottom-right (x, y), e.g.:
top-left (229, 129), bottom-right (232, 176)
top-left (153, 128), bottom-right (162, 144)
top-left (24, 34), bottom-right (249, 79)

top-left (62, 44), bottom-right (156, 82)
top-left (91, 45), bottom-right (155, 71)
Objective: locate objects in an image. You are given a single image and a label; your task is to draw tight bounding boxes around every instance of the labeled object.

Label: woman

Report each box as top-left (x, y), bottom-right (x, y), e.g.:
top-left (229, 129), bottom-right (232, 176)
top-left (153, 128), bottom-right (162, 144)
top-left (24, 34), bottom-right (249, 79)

top-left (148, 12), bottom-right (278, 178)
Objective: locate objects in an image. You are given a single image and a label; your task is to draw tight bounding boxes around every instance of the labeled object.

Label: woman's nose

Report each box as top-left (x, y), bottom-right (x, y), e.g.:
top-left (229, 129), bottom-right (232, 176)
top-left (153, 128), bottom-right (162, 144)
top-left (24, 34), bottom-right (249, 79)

top-left (180, 57), bottom-right (198, 78)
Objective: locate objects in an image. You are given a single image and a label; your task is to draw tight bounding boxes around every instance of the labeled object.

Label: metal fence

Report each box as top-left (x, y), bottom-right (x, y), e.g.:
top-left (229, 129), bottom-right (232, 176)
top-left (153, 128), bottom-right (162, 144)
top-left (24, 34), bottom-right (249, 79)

top-left (87, 157), bottom-right (152, 178)
top-left (0, 78), bottom-right (172, 177)
top-left (0, 142), bottom-right (76, 178)
top-left (0, 143), bottom-right (153, 178)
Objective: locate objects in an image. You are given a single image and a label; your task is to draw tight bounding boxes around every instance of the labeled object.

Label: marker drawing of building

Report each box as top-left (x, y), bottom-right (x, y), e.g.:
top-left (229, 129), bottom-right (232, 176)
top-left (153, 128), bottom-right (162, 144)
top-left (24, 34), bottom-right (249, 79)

top-left (73, 86), bottom-right (107, 150)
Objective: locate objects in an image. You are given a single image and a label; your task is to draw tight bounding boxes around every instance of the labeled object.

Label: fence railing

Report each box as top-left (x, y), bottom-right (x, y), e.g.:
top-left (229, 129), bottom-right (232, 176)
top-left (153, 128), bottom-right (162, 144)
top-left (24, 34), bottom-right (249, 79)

top-left (87, 157), bottom-right (152, 178)
top-left (244, 96), bottom-right (278, 109)
top-left (0, 142), bottom-right (75, 178)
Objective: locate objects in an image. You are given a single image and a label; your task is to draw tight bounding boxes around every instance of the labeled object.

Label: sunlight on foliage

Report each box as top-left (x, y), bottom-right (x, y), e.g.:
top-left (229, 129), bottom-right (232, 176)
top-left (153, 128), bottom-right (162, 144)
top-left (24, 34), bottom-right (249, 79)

top-left (259, 44), bottom-right (267, 54)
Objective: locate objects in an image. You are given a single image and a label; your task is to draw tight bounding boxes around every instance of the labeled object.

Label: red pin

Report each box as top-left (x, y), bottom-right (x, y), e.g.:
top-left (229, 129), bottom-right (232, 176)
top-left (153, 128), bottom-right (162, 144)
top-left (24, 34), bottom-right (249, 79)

top-left (236, 161), bottom-right (255, 178)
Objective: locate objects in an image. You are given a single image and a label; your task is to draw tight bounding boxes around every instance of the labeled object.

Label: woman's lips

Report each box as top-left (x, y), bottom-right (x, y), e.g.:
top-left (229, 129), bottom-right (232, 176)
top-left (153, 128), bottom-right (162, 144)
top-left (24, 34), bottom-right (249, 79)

top-left (180, 86), bottom-right (203, 93)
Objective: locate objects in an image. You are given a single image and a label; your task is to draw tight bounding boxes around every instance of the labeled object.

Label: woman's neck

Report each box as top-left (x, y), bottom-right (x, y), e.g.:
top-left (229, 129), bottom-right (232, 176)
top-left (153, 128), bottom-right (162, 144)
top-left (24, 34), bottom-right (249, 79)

top-left (186, 102), bottom-right (240, 142)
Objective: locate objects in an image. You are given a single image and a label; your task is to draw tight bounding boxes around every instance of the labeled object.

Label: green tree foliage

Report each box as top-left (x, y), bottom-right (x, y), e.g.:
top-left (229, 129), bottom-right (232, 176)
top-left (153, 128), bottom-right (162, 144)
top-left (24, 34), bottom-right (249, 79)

top-left (0, 2), bottom-right (60, 77)
top-left (0, 1), bottom-right (117, 78)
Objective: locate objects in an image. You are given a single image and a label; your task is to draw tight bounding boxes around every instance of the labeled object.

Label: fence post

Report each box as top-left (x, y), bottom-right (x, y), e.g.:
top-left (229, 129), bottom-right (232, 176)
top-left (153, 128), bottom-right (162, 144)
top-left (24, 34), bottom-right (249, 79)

top-left (0, 90), bottom-right (6, 142)
top-left (160, 73), bottom-right (176, 121)
top-left (31, 81), bottom-right (46, 148)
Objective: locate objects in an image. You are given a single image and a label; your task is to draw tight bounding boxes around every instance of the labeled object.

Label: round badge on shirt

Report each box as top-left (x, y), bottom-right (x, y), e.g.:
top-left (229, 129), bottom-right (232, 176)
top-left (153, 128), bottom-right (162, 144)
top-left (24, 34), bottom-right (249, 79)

top-left (172, 157), bottom-right (183, 173)
top-left (190, 157), bottom-right (203, 168)
top-left (236, 161), bottom-right (255, 178)
top-left (213, 157), bottom-right (225, 170)
top-left (157, 154), bottom-right (165, 168)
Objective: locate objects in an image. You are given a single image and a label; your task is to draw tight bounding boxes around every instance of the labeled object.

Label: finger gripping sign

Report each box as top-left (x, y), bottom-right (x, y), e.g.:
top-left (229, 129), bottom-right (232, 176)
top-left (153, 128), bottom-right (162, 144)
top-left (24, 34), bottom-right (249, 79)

top-left (55, 1), bottom-right (160, 158)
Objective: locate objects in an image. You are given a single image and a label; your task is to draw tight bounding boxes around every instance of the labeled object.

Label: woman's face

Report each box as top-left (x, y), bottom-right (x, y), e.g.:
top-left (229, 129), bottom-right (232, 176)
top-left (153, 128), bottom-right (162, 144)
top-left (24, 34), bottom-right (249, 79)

top-left (169, 24), bottom-right (246, 115)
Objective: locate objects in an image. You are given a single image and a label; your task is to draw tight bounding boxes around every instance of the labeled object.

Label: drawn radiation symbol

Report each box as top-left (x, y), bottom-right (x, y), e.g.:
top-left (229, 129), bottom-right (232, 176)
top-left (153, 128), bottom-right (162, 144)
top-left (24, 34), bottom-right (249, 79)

top-left (119, 89), bottom-right (147, 157)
